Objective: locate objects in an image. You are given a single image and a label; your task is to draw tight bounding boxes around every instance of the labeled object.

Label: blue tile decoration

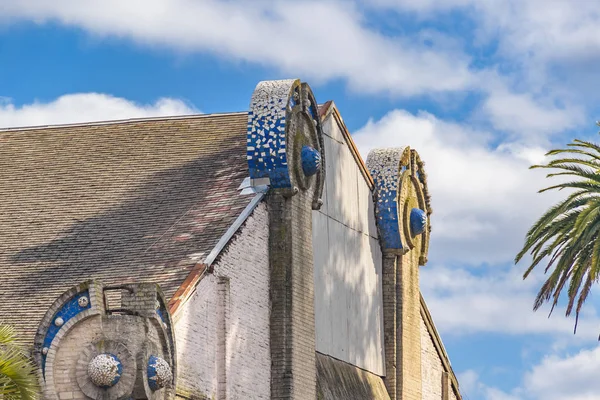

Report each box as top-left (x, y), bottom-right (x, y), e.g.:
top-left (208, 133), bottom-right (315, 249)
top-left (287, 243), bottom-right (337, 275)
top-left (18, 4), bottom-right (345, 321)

top-left (41, 290), bottom-right (91, 373)
top-left (301, 145), bottom-right (321, 176)
top-left (366, 148), bottom-right (406, 251)
top-left (367, 147), bottom-right (431, 262)
top-left (246, 79), bottom-right (326, 210)
top-left (247, 79), bottom-right (298, 188)
top-left (147, 355), bottom-right (172, 391)
top-left (410, 208), bottom-right (427, 236)
top-left (155, 297), bottom-right (167, 326)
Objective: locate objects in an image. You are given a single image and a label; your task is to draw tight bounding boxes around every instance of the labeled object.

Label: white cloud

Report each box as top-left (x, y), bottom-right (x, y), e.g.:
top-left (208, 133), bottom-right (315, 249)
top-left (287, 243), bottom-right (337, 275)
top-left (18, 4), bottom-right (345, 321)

top-left (0, 93), bottom-right (196, 128)
top-left (420, 263), bottom-right (600, 339)
top-left (479, 87), bottom-right (584, 140)
top-left (368, 0), bottom-right (600, 93)
top-left (1, 0), bottom-right (588, 139)
top-left (522, 346), bottom-right (600, 400)
top-left (0, 0), bottom-right (474, 97)
top-left (352, 109), bottom-right (563, 265)
top-left (461, 346), bottom-right (600, 400)
top-left (456, 369), bottom-right (523, 400)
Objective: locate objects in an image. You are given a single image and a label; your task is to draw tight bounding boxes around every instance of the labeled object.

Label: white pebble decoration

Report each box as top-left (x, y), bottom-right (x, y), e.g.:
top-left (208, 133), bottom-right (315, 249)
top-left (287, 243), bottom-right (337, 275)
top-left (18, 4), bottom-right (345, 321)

top-left (148, 355), bottom-right (172, 390)
top-left (87, 354), bottom-right (122, 388)
top-left (78, 296), bottom-right (89, 307)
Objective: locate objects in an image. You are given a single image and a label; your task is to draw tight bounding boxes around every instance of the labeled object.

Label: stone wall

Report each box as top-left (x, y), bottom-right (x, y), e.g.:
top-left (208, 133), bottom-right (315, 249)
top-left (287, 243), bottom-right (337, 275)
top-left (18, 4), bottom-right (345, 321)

top-left (312, 111), bottom-right (385, 376)
top-left (173, 202), bottom-right (270, 399)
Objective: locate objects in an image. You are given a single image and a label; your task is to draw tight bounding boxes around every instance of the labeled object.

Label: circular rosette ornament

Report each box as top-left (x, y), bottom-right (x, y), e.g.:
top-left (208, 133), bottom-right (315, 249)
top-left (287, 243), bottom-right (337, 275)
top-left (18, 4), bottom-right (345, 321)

top-left (76, 340), bottom-right (136, 399)
top-left (147, 355), bottom-right (173, 391)
top-left (88, 353), bottom-right (122, 388)
top-left (286, 82), bottom-right (325, 203)
top-left (396, 154), bottom-right (430, 265)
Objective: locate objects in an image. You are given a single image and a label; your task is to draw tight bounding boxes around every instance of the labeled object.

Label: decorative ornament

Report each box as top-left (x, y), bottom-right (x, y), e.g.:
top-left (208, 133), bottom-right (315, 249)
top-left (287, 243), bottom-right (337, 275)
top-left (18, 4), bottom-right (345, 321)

top-left (54, 317), bottom-right (64, 327)
top-left (147, 355), bottom-right (172, 391)
top-left (87, 353), bottom-right (122, 388)
top-left (410, 208), bottom-right (427, 236)
top-left (246, 79), bottom-right (325, 209)
top-left (301, 146), bottom-right (321, 176)
top-left (78, 296), bottom-right (89, 308)
top-left (42, 347), bottom-right (49, 355)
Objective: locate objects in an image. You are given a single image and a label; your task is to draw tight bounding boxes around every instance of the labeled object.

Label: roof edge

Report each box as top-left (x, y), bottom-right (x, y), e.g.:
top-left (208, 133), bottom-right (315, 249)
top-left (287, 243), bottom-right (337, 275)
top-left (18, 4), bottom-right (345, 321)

top-left (168, 192), bottom-right (265, 317)
top-left (0, 111), bottom-right (247, 132)
top-left (321, 101), bottom-right (374, 189)
top-left (420, 293), bottom-right (462, 400)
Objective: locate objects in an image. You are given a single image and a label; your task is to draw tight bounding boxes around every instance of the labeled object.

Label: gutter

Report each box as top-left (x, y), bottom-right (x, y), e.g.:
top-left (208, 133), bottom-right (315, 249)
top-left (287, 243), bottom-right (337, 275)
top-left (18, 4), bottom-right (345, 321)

top-left (168, 192), bottom-right (266, 316)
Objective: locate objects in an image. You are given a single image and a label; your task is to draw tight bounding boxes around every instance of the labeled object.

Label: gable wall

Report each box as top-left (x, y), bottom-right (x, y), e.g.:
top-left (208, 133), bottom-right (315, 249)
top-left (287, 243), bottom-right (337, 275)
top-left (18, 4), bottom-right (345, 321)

top-left (421, 307), bottom-right (461, 400)
top-left (312, 111), bottom-right (386, 376)
top-left (173, 201), bottom-right (270, 399)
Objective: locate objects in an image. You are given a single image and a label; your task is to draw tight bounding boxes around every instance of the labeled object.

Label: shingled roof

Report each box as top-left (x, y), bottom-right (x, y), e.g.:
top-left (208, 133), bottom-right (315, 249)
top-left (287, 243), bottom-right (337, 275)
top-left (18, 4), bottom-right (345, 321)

top-left (0, 113), bottom-right (253, 343)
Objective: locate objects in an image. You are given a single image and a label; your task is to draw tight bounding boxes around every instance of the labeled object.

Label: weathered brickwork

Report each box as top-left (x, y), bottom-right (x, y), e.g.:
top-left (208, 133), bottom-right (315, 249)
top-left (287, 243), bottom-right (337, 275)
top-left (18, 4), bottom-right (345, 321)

top-left (381, 254), bottom-right (398, 399)
top-left (421, 316), bottom-right (444, 400)
top-left (173, 202), bottom-right (270, 399)
top-left (267, 189), bottom-right (317, 400)
top-left (398, 244), bottom-right (423, 400)
top-left (420, 299), bottom-right (462, 400)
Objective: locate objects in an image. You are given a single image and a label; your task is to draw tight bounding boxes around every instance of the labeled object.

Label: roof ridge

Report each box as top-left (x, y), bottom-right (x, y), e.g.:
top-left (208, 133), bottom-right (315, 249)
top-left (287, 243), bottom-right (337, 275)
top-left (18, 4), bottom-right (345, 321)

top-left (0, 111), bottom-right (248, 132)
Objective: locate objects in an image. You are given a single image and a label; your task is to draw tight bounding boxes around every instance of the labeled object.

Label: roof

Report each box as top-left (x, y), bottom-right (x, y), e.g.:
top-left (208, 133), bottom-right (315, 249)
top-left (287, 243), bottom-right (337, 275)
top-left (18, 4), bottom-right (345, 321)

top-left (0, 113), bottom-right (253, 343)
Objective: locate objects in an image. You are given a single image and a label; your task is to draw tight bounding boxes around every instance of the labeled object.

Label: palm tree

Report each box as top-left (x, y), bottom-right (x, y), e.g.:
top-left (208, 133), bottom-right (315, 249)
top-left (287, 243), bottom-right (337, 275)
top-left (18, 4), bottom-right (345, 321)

top-left (515, 132), bottom-right (600, 334)
top-left (0, 324), bottom-right (40, 399)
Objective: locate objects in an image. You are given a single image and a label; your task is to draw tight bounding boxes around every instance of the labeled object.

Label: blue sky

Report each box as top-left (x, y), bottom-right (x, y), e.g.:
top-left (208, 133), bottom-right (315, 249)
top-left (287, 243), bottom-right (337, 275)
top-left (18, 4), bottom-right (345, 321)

top-left (2, 1), bottom-right (600, 398)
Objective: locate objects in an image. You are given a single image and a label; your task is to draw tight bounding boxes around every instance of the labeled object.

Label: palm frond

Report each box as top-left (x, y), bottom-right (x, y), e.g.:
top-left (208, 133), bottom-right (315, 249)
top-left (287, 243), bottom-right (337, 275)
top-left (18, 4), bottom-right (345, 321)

top-left (517, 133), bottom-right (600, 337)
top-left (0, 323), bottom-right (40, 400)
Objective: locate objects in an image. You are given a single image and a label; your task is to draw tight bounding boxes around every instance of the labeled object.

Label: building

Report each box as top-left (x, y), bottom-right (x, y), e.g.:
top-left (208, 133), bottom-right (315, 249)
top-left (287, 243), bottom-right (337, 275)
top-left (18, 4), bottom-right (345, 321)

top-left (0, 79), bottom-right (462, 399)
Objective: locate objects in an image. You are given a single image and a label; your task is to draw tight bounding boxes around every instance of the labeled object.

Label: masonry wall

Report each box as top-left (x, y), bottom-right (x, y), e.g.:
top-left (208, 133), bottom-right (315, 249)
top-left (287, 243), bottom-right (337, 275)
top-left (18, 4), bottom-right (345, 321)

top-left (312, 113), bottom-right (385, 376)
top-left (421, 314), bottom-right (458, 400)
top-left (173, 202), bottom-right (270, 399)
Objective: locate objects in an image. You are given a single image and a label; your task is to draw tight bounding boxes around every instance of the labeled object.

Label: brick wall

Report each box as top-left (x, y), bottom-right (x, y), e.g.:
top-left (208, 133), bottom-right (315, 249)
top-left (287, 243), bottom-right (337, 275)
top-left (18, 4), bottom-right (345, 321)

top-left (267, 189), bottom-right (317, 400)
top-left (421, 311), bottom-right (461, 400)
top-left (173, 202), bottom-right (270, 399)
top-left (421, 316), bottom-right (444, 400)
top-left (398, 247), bottom-right (423, 400)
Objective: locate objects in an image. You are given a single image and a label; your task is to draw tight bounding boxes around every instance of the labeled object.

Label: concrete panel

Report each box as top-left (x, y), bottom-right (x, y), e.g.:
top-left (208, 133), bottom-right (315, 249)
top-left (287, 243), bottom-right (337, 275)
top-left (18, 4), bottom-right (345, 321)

top-left (313, 211), bottom-right (332, 352)
top-left (313, 216), bottom-right (385, 375)
top-left (340, 143), bottom-right (360, 231)
top-left (328, 218), bottom-right (351, 361)
top-left (322, 113), bottom-right (346, 144)
top-left (357, 175), bottom-right (378, 239)
top-left (313, 111), bottom-right (385, 376)
top-left (324, 134), bottom-right (360, 230)
top-left (323, 135), bottom-right (336, 220)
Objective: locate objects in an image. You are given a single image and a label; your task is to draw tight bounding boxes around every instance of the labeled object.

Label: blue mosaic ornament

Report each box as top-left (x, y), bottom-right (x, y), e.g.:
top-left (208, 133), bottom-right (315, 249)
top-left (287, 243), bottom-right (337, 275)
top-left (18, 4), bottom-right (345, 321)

top-left (301, 145), bottom-right (321, 176)
top-left (410, 208), bottom-right (427, 236)
top-left (155, 298), bottom-right (167, 326)
top-left (147, 355), bottom-right (172, 391)
top-left (247, 79), bottom-right (298, 188)
top-left (42, 291), bottom-right (91, 371)
top-left (366, 148), bottom-right (408, 251)
top-left (246, 79), bottom-right (325, 207)
top-left (367, 147), bottom-right (430, 258)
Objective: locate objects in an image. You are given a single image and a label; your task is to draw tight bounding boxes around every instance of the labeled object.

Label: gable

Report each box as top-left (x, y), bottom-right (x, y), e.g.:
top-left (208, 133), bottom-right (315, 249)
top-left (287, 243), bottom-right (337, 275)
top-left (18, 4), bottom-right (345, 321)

top-left (312, 102), bottom-right (385, 376)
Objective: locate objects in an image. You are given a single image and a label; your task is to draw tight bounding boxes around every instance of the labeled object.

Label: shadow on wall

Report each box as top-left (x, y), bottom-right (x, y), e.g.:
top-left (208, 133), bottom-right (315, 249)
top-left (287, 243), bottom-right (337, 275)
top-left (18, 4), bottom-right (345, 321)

top-left (313, 120), bottom-right (386, 392)
top-left (5, 144), bottom-right (249, 339)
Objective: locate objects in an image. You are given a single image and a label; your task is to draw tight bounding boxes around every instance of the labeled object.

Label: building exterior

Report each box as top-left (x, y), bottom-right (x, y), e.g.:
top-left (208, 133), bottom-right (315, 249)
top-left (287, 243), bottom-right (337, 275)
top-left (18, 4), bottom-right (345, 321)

top-left (0, 79), bottom-right (462, 399)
